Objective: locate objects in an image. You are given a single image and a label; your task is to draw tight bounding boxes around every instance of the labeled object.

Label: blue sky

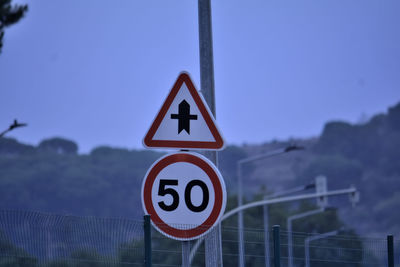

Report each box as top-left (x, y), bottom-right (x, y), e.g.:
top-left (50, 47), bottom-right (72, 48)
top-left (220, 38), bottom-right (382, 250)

top-left (1, 0), bottom-right (399, 153)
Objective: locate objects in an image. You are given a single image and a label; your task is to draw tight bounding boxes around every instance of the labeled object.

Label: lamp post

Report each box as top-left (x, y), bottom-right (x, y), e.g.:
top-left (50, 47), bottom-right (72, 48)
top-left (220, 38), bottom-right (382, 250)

top-left (287, 207), bottom-right (336, 267)
top-left (304, 229), bottom-right (341, 267)
top-left (263, 183), bottom-right (315, 267)
top-left (237, 145), bottom-right (304, 267)
top-left (189, 186), bottom-right (358, 265)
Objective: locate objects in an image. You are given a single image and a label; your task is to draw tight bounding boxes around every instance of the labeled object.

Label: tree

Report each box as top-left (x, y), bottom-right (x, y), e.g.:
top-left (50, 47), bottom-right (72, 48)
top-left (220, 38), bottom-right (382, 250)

top-left (38, 137), bottom-right (79, 154)
top-left (0, 0), bottom-right (28, 53)
top-left (0, 230), bottom-right (37, 266)
top-left (0, 137), bottom-right (34, 155)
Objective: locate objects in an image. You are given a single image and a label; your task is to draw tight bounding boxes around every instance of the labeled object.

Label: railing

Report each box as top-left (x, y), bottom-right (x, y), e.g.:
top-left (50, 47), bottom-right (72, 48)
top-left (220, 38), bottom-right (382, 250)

top-left (0, 210), bottom-right (398, 267)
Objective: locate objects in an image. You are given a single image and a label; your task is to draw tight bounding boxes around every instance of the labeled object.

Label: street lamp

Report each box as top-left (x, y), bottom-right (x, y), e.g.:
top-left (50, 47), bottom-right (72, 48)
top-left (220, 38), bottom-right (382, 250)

top-left (263, 182), bottom-right (315, 267)
top-left (237, 145), bottom-right (304, 267)
top-left (189, 186), bottom-right (358, 265)
top-left (304, 228), bottom-right (343, 267)
top-left (287, 207), bottom-right (336, 267)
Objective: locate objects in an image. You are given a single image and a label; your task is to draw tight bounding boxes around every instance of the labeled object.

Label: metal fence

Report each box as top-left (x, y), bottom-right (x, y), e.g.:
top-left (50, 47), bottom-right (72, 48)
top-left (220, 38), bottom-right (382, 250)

top-left (0, 210), bottom-right (144, 266)
top-left (0, 210), bottom-right (398, 267)
top-left (279, 229), bottom-right (391, 267)
top-left (149, 224), bottom-right (399, 267)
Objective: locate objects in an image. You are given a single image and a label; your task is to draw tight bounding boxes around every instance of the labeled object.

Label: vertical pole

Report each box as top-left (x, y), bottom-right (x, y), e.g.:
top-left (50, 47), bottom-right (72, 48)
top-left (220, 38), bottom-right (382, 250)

top-left (46, 228), bottom-right (52, 259)
top-left (182, 241), bottom-right (190, 267)
top-left (218, 223), bottom-right (224, 264)
top-left (387, 235), bottom-right (394, 267)
top-left (237, 163), bottom-right (245, 267)
top-left (273, 225), bottom-right (281, 267)
top-left (198, 0), bottom-right (216, 117)
top-left (263, 204), bottom-right (270, 267)
top-left (144, 215), bottom-right (152, 267)
top-left (198, 1), bottom-right (222, 266)
top-left (287, 218), bottom-right (293, 267)
top-left (304, 238), bottom-right (310, 267)
top-left (204, 228), bottom-right (220, 266)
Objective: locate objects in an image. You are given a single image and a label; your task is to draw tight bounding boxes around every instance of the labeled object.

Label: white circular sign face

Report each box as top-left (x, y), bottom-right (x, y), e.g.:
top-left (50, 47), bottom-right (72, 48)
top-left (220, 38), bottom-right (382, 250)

top-left (141, 152), bottom-right (227, 240)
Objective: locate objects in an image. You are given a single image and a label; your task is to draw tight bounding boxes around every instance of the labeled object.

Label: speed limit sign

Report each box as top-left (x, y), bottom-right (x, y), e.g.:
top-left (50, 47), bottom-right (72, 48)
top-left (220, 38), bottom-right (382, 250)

top-left (141, 152), bottom-right (227, 240)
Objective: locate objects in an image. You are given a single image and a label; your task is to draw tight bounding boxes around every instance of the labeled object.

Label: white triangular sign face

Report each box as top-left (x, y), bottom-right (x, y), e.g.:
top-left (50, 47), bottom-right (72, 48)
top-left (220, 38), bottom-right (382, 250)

top-left (143, 72), bottom-right (225, 150)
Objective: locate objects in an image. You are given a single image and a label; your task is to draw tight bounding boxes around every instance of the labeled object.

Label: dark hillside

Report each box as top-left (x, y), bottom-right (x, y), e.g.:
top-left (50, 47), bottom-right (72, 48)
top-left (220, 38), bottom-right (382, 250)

top-left (0, 101), bottom-right (399, 236)
top-left (305, 102), bottom-right (400, 235)
top-left (0, 138), bottom-right (163, 218)
top-left (238, 101), bottom-right (400, 236)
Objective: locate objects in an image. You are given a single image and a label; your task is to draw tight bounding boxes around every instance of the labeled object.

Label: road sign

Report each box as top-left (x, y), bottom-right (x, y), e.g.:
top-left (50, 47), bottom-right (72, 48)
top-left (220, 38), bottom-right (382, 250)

top-left (143, 72), bottom-right (225, 150)
top-left (141, 152), bottom-right (227, 240)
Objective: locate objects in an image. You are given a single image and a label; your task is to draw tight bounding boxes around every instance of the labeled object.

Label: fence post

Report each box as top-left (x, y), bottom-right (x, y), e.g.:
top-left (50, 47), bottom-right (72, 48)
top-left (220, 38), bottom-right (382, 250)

top-left (273, 225), bottom-right (281, 267)
top-left (387, 235), bottom-right (394, 267)
top-left (182, 241), bottom-right (190, 267)
top-left (144, 215), bottom-right (152, 267)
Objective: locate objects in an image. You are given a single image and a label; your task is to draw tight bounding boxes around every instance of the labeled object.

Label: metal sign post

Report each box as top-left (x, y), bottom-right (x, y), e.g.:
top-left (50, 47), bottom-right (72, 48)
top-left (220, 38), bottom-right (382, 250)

top-left (198, 0), bottom-right (222, 266)
top-left (142, 1), bottom-right (223, 265)
top-left (182, 241), bottom-right (190, 267)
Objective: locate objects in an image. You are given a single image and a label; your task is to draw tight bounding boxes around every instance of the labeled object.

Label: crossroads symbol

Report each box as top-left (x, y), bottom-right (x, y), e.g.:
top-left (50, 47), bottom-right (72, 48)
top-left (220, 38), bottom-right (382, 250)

top-left (143, 72), bottom-right (225, 150)
top-left (171, 100), bottom-right (198, 134)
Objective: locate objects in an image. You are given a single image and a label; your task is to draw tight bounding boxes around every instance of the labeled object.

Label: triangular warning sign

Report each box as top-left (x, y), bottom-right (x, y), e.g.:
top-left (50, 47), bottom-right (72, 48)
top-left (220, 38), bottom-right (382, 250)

top-left (143, 72), bottom-right (225, 150)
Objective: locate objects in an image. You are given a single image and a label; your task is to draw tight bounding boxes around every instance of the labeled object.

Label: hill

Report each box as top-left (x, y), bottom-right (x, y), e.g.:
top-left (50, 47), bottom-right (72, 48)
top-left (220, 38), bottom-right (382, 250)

top-left (0, 101), bottom-right (399, 236)
top-left (241, 101), bottom-right (400, 236)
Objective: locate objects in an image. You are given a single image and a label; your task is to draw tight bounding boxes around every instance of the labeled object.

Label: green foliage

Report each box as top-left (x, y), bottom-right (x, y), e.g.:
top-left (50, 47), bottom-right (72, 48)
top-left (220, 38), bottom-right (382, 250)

top-left (299, 155), bottom-right (363, 188)
top-left (69, 249), bottom-right (105, 267)
top-left (218, 145), bottom-right (251, 189)
top-left (0, 138), bottom-right (34, 155)
top-left (0, 101), bottom-right (400, 266)
top-left (372, 192), bottom-right (400, 229)
top-left (0, 138), bottom-right (163, 218)
top-left (38, 137), bottom-right (78, 155)
top-left (387, 102), bottom-right (400, 131)
top-left (0, 0), bottom-right (28, 53)
top-left (292, 204), bottom-right (343, 233)
top-left (0, 231), bottom-right (37, 267)
top-left (117, 240), bottom-right (144, 265)
top-left (316, 102), bottom-right (400, 173)
top-left (299, 101), bottom-right (400, 237)
top-left (304, 231), bottom-right (363, 267)
top-left (46, 259), bottom-right (71, 267)
top-left (315, 121), bottom-right (356, 156)
top-left (191, 193), bottom-right (360, 267)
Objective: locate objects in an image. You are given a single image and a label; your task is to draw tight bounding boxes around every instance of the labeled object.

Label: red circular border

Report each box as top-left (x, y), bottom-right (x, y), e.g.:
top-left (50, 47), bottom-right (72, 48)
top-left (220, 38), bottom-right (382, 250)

top-left (143, 153), bottom-right (224, 239)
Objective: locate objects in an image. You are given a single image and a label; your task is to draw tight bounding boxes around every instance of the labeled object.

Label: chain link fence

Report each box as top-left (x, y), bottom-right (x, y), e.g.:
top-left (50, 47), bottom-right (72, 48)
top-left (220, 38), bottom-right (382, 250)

top-left (280, 230), bottom-right (390, 267)
top-left (0, 210), bottom-right (144, 266)
top-left (0, 210), bottom-right (398, 266)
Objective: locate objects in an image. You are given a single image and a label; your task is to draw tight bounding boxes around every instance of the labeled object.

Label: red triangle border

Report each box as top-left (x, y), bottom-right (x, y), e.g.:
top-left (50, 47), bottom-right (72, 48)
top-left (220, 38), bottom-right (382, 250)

top-left (143, 72), bottom-right (225, 150)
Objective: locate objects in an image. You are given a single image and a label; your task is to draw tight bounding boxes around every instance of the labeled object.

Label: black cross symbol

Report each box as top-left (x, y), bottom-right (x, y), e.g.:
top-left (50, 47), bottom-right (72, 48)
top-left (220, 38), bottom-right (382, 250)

top-left (171, 100), bottom-right (198, 134)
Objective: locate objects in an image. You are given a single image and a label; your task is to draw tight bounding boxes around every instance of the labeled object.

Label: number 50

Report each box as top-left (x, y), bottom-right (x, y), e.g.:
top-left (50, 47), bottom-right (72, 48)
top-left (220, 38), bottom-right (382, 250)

top-left (157, 179), bottom-right (209, 212)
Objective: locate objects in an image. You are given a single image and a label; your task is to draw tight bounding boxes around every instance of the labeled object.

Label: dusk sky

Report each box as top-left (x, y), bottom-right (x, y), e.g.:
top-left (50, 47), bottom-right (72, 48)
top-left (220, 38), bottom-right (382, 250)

top-left (1, 0), bottom-right (399, 153)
